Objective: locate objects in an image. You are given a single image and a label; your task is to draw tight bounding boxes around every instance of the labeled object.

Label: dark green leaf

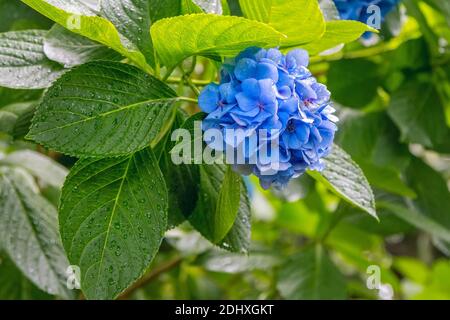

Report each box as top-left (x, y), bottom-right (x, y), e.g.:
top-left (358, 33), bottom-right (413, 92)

top-left (387, 80), bottom-right (449, 149)
top-left (405, 158), bottom-right (450, 231)
top-left (327, 58), bottom-right (383, 109)
top-left (59, 148), bottom-right (168, 299)
top-left (0, 0), bottom-right (52, 32)
top-left (307, 145), bottom-right (377, 219)
top-left (101, 0), bottom-right (155, 67)
top-left (277, 245), bottom-right (346, 299)
top-left (0, 101), bottom-right (37, 138)
top-left (22, 0), bottom-right (153, 73)
top-left (28, 61), bottom-right (177, 157)
top-left (190, 164), bottom-right (241, 243)
top-left (156, 111), bottom-right (200, 228)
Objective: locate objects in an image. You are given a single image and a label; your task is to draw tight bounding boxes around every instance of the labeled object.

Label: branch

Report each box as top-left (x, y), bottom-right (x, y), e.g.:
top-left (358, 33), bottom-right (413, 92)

top-left (118, 257), bottom-right (183, 300)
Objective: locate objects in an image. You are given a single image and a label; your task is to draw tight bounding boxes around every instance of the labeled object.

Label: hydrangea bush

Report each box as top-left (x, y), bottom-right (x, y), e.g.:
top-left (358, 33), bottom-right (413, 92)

top-left (199, 47), bottom-right (338, 189)
top-left (7, 0), bottom-right (446, 302)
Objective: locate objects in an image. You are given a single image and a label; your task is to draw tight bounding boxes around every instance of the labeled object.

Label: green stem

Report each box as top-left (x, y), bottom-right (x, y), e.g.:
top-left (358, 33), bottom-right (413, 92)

top-left (178, 96), bottom-right (198, 104)
top-left (166, 77), bottom-right (212, 86)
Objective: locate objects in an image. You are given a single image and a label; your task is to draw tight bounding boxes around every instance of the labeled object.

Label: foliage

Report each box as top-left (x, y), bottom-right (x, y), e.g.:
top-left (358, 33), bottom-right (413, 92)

top-left (0, 0), bottom-right (449, 301)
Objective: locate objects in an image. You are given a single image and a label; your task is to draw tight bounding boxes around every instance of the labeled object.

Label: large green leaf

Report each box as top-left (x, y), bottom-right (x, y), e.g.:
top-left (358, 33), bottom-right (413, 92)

top-left (171, 112), bottom-right (251, 252)
top-left (277, 245), bottom-right (346, 299)
top-left (59, 148), bottom-right (168, 300)
top-left (44, 24), bottom-right (121, 68)
top-left (156, 111), bottom-right (200, 229)
top-left (101, 0), bottom-right (155, 67)
top-left (219, 184), bottom-right (251, 253)
top-left (378, 202), bottom-right (450, 243)
top-left (28, 61), bottom-right (177, 157)
top-left (406, 158), bottom-right (450, 231)
top-left (190, 164), bottom-right (241, 244)
top-left (150, 13), bottom-right (283, 68)
top-left (0, 166), bottom-right (72, 298)
top-left (0, 30), bottom-right (65, 89)
top-left (301, 20), bottom-right (376, 55)
top-left (327, 58), bottom-right (384, 109)
top-left (307, 145), bottom-right (377, 219)
top-left (21, 0), bottom-right (153, 73)
top-left (388, 80), bottom-right (449, 149)
top-left (239, 0), bottom-right (325, 47)
top-left (335, 110), bottom-right (414, 197)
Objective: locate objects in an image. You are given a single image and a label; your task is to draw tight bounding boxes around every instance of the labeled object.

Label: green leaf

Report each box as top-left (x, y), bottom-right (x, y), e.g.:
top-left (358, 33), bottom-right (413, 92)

top-left (149, 0), bottom-right (182, 22)
top-left (219, 181), bottom-right (251, 253)
top-left (387, 80), bottom-right (449, 149)
top-left (301, 20), bottom-right (376, 55)
top-left (1, 150), bottom-right (68, 188)
top-left (0, 30), bottom-right (65, 89)
top-left (21, 0), bottom-right (153, 73)
top-left (336, 110), bottom-right (411, 171)
top-left (156, 111), bottom-right (200, 229)
top-left (0, 255), bottom-right (52, 300)
top-left (307, 145), bottom-right (377, 219)
top-left (100, 0), bottom-right (155, 67)
top-left (239, 0), bottom-right (325, 47)
top-left (0, 166), bottom-right (72, 298)
top-left (171, 112), bottom-right (251, 252)
top-left (277, 245), bottom-right (346, 299)
top-left (44, 24), bottom-right (121, 68)
top-left (405, 158), bottom-right (450, 231)
top-left (378, 202), bottom-right (450, 243)
top-left (357, 161), bottom-right (416, 198)
top-left (327, 58), bottom-right (383, 109)
top-left (59, 148), bottom-right (168, 300)
top-left (0, 102), bottom-right (35, 136)
top-left (0, 0), bottom-right (52, 32)
top-left (28, 61), bottom-right (178, 157)
top-left (0, 87), bottom-right (42, 108)
top-left (150, 13), bottom-right (283, 68)
top-left (189, 164), bottom-right (241, 244)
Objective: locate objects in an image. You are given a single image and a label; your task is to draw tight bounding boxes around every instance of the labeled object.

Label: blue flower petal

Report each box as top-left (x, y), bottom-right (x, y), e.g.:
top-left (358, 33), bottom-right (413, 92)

top-left (198, 84), bottom-right (220, 113)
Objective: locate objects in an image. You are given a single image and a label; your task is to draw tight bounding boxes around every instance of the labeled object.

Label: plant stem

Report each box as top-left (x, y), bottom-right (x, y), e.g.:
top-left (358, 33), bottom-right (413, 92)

top-left (178, 96), bottom-right (198, 104)
top-left (166, 77), bottom-right (212, 86)
top-left (118, 257), bottom-right (183, 300)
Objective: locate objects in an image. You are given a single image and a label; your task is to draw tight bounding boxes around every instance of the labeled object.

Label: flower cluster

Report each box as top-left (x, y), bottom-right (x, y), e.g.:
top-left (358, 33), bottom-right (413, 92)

top-left (198, 47), bottom-right (338, 189)
top-left (334, 0), bottom-right (401, 37)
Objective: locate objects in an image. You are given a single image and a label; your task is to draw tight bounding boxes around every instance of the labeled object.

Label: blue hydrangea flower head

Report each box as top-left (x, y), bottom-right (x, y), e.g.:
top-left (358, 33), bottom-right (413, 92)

top-left (199, 47), bottom-right (338, 189)
top-left (334, 0), bottom-right (401, 38)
